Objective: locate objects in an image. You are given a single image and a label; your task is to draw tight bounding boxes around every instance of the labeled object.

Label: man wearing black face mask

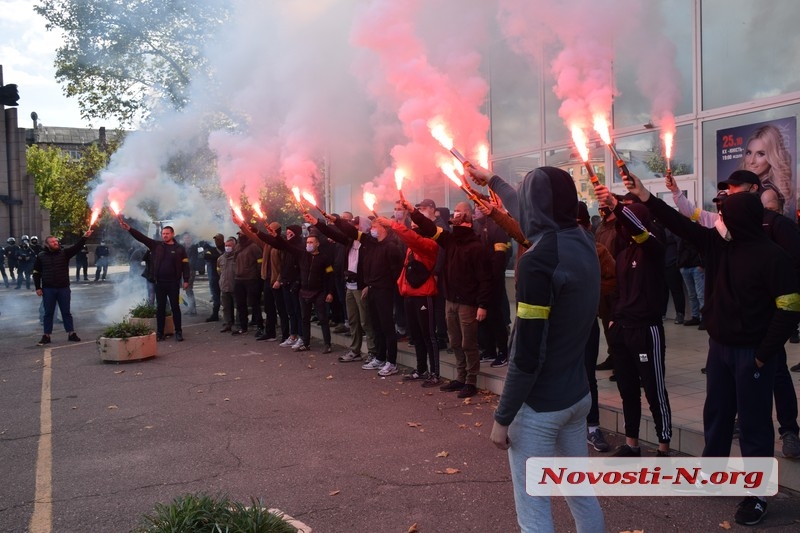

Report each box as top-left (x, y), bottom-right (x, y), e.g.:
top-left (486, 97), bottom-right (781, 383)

top-left (603, 173), bottom-right (800, 526)
top-left (412, 201), bottom-right (492, 398)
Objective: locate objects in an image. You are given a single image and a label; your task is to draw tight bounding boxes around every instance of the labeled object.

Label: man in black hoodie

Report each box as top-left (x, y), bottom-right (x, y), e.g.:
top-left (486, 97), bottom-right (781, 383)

top-left (412, 201), bottom-right (491, 398)
top-left (487, 167), bottom-right (604, 532)
top-left (33, 231), bottom-right (93, 346)
top-left (605, 173), bottom-right (800, 526)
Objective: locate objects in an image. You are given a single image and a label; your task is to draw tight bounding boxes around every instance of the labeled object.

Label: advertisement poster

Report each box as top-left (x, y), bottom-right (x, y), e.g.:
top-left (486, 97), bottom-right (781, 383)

top-left (716, 117), bottom-right (797, 219)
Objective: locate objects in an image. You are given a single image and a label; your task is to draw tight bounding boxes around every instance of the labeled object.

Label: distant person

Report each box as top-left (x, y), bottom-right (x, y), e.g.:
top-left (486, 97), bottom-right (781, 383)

top-left (204, 233), bottom-right (226, 322)
top-left (15, 237), bottom-right (35, 290)
top-left (75, 243), bottom-right (89, 281)
top-left (94, 241), bottom-right (110, 281)
top-left (33, 231), bottom-right (93, 345)
top-left (119, 220), bottom-right (190, 342)
top-left (180, 232), bottom-right (198, 316)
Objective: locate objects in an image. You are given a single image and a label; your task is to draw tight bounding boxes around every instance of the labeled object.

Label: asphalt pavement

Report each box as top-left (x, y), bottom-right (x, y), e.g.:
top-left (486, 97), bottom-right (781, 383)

top-left (1, 271), bottom-right (799, 532)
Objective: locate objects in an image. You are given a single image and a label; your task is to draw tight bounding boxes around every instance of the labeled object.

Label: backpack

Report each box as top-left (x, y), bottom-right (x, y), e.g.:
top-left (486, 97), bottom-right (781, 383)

top-left (404, 250), bottom-right (430, 289)
top-left (141, 249), bottom-right (155, 283)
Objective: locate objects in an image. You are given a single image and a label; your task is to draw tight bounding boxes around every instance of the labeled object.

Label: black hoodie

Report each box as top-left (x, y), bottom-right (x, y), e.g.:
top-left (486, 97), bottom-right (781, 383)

top-left (494, 167), bottom-right (601, 424)
top-left (644, 192), bottom-right (800, 362)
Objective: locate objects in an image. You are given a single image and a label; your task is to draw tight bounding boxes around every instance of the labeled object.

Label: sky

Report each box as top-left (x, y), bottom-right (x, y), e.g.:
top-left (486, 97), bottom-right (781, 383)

top-left (0, 0), bottom-right (118, 129)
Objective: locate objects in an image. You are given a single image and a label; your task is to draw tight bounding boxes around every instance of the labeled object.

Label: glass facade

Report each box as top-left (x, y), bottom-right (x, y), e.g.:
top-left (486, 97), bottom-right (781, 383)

top-left (487, 0), bottom-right (800, 219)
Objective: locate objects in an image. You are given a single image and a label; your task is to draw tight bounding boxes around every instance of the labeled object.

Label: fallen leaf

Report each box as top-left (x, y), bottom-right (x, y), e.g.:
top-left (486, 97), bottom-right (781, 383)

top-left (71, 406), bottom-right (77, 410)
top-left (113, 370), bottom-right (124, 374)
top-left (408, 524), bottom-right (418, 533)
top-left (407, 422), bottom-right (422, 428)
top-left (462, 412), bottom-right (473, 416)
top-left (458, 424), bottom-right (467, 429)
top-left (224, 398), bottom-right (230, 401)
top-left (436, 451), bottom-right (449, 458)
top-left (720, 522), bottom-right (732, 530)
top-left (381, 391), bottom-right (390, 396)
top-left (214, 372), bottom-right (227, 376)
top-left (135, 372), bottom-right (142, 376)
top-left (462, 397), bottom-right (472, 405)
top-left (235, 377), bottom-right (242, 380)
top-left (329, 490), bottom-right (340, 496)
top-left (307, 365), bottom-right (314, 369)
top-left (436, 468), bottom-right (460, 475)
top-left (419, 428), bottom-right (425, 432)
top-left (474, 422), bottom-right (483, 427)
top-left (144, 425), bottom-right (153, 429)
top-left (107, 405), bottom-right (118, 410)
top-left (326, 375), bottom-right (334, 380)
top-left (197, 390), bottom-right (204, 393)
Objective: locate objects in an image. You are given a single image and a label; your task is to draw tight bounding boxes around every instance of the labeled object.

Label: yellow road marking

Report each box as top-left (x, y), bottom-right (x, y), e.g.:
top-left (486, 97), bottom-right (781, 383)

top-left (29, 347), bottom-right (53, 533)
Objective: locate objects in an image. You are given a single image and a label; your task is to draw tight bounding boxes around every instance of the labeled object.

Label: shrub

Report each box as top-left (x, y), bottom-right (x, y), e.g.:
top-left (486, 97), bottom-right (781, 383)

top-left (134, 493), bottom-right (298, 533)
top-left (129, 300), bottom-right (171, 318)
top-left (100, 321), bottom-right (153, 339)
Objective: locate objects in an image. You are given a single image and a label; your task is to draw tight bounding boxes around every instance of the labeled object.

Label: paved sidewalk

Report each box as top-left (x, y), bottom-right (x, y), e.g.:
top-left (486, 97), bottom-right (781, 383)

top-left (1, 276), bottom-right (799, 531)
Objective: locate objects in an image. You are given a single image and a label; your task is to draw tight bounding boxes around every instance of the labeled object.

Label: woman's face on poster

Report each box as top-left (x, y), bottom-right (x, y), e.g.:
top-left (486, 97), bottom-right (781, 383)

top-left (744, 137), bottom-right (770, 178)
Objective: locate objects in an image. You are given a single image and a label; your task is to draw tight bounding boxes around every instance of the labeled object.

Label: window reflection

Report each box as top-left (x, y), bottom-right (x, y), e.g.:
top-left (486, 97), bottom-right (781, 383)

top-left (702, 0), bottom-right (800, 109)
top-left (611, 125), bottom-right (694, 183)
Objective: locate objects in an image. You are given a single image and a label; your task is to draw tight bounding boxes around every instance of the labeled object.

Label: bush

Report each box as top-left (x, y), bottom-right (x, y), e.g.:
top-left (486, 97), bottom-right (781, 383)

top-left (134, 493), bottom-right (298, 533)
top-left (101, 321), bottom-right (153, 339)
top-left (129, 300), bottom-right (171, 318)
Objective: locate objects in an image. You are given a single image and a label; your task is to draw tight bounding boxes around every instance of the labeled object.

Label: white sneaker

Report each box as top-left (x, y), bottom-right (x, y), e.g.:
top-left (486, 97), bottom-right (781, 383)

top-left (338, 350), bottom-right (363, 362)
top-left (378, 362), bottom-right (398, 376)
top-left (291, 338), bottom-right (304, 349)
top-left (279, 337), bottom-right (297, 347)
top-left (361, 357), bottom-right (384, 370)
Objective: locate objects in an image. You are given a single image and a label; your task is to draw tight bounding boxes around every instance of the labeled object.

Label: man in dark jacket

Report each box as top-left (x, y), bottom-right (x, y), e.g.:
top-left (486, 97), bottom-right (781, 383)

top-left (412, 201), bottom-right (492, 398)
top-left (609, 173), bottom-right (800, 526)
top-left (33, 231), bottom-right (93, 345)
top-left (204, 233), bottom-right (225, 322)
top-left (120, 220), bottom-right (190, 341)
top-left (487, 167), bottom-right (604, 532)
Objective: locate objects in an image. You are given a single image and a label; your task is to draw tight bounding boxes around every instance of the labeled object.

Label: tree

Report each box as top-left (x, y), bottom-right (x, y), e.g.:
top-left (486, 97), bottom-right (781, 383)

top-left (28, 138), bottom-right (121, 238)
top-left (34, 0), bottom-right (230, 125)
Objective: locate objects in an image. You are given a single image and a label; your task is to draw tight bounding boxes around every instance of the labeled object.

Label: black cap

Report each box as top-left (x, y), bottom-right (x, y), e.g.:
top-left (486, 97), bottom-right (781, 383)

top-left (415, 198), bottom-right (436, 209)
top-left (718, 170), bottom-right (760, 190)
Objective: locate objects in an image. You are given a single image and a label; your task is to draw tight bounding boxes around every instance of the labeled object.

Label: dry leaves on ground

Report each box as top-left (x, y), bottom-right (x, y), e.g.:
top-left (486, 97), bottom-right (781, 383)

top-left (326, 375), bottom-right (334, 380)
top-left (329, 490), bottom-right (340, 496)
top-left (407, 422), bottom-right (422, 428)
top-left (408, 523), bottom-right (418, 533)
top-left (436, 468), bottom-right (461, 475)
top-left (107, 405), bottom-right (118, 410)
top-left (719, 521), bottom-right (732, 530)
top-left (436, 451), bottom-right (449, 458)
top-left (113, 370), bottom-right (124, 374)
top-left (214, 372), bottom-right (227, 376)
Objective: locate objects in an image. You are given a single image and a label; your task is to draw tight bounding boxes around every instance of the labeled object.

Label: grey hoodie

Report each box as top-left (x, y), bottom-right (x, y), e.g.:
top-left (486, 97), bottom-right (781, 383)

top-left (495, 167), bottom-right (601, 424)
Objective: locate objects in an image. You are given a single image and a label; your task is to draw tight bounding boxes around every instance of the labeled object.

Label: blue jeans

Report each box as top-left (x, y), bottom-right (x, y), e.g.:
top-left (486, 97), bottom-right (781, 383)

top-left (507, 395), bottom-right (604, 533)
top-left (42, 287), bottom-right (74, 334)
top-left (680, 266), bottom-right (705, 319)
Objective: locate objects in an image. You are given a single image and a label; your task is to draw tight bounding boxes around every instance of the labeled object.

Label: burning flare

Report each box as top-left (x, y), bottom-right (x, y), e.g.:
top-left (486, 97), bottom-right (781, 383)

top-left (476, 144), bottom-right (489, 169)
top-left (252, 202), bottom-right (265, 219)
top-left (292, 186), bottom-right (302, 204)
top-left (662, 130), bottom-right (674, 171)
top-left (109, 200), bottom-right (121, 217)
top-left (89, 207), bottom-right (101, 227)
top-left (428, 119), bottom-right (453, 150)
top-left (593, 115), bottom-right (612, 146)
top-left (302, 191), bottom-right (317, 207)
top-left (570, 126), bottom-right (600, 187)
top-left (363, 191), bottom-right (378, 216)
top-left (228, 197), bottom-right (245, 223)
top-left (394, 168), bottom-right (405, 191)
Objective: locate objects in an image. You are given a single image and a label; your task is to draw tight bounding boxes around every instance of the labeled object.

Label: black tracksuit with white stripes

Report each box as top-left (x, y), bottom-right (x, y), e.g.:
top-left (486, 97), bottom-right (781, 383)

top-left (609, 202), bottom-right (672, 444)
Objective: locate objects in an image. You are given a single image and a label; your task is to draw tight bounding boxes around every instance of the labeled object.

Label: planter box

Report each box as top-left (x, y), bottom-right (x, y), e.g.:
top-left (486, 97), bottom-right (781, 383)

top-left (129, 315), bottom-right (174, 336)
top-left (98, 333), bottom-right (157, 362)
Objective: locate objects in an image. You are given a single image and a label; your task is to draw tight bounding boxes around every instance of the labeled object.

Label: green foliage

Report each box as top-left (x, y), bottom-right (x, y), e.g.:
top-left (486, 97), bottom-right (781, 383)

top-left (27, 137), bottom-right (122, 239)
top-left (129, 300), bottom-right (171, 318)
top-left (101, 321), bottom-right (153, 339)
top-left (134, 493), bottom-right (298, 533)
top-left (34, 0), bottom-right (231, 125)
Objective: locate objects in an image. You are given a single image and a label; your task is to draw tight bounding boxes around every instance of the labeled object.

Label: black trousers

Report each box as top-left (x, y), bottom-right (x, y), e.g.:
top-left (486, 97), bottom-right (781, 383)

top-left (262, 279), bottom-right (278, 338)
top-left (155, 280), bottom-right (181, 335)
top-left (234, 278), bottom-right (263, 332)
top-left (367, 286), bottom-right (397, 364)
top-left (405, 295), bottom-right (438, 376)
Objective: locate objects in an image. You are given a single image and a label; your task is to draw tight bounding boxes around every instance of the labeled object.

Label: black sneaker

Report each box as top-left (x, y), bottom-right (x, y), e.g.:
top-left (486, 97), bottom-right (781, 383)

top-left (734, 497), bottom-right (767, 526)
top-left (587, 429), bottom-right (610, 452)
top-left (683, 317), bottom-right (701, 326)
top-left (440, 379), bottom-right (465, 392)
top-left (403, 370), bottom-right (429, 381)
top-left (67, 332), bottom-right (81, 342)
top-left (595, 357), bottom-right (614, 371)
top-left (205, 315), bottom-right (219, 322)
top-left (37, 335), bottom-right (51, 346)
top-left (490, 355), bottom-right (508, 368)
top-left (611, 444), bottom-right (641, 457)
top-left (457, 384), bottom-right (478, 398)
top-left (175, 332), bottom-right (184, 342)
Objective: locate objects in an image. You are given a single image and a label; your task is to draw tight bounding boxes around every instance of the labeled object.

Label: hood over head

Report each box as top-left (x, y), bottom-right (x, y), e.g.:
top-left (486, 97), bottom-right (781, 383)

top-left (617, 202), bottom-right (655, 243)
top-left (517, 166), bottom-right (578, 240)
top-left (718, 192), bottom-right (765, 242)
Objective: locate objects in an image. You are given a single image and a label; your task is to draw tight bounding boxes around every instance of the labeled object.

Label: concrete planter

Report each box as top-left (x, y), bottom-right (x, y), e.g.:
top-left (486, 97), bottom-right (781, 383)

top-left (98, 333), bottom-right (157, 362)
top-left (129, 315), bottom-right (174, 335)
